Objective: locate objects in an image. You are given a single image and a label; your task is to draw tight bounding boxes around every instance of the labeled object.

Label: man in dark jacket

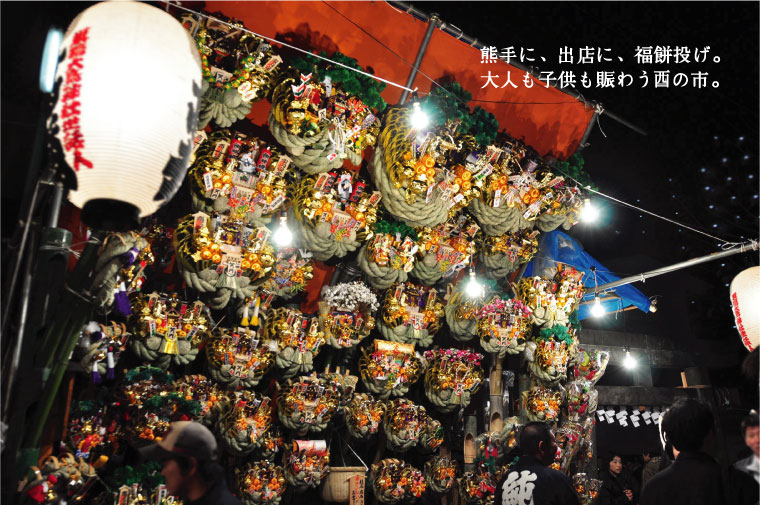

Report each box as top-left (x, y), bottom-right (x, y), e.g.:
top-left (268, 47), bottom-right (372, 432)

top-left (140, 421), bottom-right (242, 505)
top-left (494, 421), bottom-right (580, 505)
top-left (640, 398), bottom-right (725, 505)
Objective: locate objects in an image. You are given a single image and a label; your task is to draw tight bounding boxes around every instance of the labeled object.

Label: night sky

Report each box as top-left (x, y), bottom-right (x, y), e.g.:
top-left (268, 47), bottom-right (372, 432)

top-left (2, 2), bottom-right (758, 373)
top-left (431, 2), bottom-right (759, 359)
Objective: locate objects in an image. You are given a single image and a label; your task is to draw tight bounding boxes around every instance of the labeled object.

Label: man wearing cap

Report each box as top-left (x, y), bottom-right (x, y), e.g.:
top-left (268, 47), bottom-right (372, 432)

top-left (140, 421), bottom-right (242, 505)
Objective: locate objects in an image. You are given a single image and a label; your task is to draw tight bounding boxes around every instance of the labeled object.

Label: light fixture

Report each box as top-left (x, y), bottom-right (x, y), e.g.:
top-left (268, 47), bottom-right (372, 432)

top-left (623, 346), bottom-right (637, 369)
top-left (273, 214), bottom-right (293, 247)
top-left (39, 27), bottom-right (63, 93)
top-left (410, 101), bottom-right (429, 131)
top-left (590, 295), bottom-right (605, 318)
top-left (580, 198), bottom-right (599, 223)
top-left (465, 269), bottom-right (484, 298)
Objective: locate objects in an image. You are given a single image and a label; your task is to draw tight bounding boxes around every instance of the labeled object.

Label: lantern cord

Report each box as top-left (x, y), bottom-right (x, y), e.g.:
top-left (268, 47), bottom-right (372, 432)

top-left (165, 2), bottom-right (417, 93)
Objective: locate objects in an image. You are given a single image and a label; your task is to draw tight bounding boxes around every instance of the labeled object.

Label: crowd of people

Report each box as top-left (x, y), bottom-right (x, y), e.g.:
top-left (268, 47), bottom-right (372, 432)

top-left (595, 402), bottom-right (758, 505)
top-left (495, 398), bottom-right (758, 505)
top-left (138, 399), bottom-right (758, 505)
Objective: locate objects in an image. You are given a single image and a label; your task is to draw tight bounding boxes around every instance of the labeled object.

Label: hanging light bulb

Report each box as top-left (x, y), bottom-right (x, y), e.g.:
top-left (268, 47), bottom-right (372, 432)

top-left (581, 198), bottom-right (600, 223)
top-left (623, 346), bottom-right (637, 369)
top-left (273, 214), bottom-right (293, 247)
top-left (410, 101), bottom-right (429, 131)
top-left (465, 269), bottom-right (484, 298)
top-left (590, 294), bottom-right (605, 317)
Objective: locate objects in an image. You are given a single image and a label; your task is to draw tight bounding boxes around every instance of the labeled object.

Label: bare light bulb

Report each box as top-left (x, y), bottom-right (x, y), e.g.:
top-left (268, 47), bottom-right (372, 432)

top-left (465, 270), bottom-right (484, 298)
top-left (590, 295), bottom-right (605, 318)
top-left (581, 198), bottom-right (600, 223)
top-left (623, 349), bottom-right (637, 369)
top-left (273, 214), bottom-right (293, 247)
top-left (410, 101), bottom-right (429, 131)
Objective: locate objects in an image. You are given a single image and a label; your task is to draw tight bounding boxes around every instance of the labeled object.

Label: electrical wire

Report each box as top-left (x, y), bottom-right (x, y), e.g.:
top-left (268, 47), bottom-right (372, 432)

top-left (169, 1), bottom-right (748, 250)
top-left (551, 164), bottom-right (746, 247)
top-left (324, 1), bottom-right (590, 105)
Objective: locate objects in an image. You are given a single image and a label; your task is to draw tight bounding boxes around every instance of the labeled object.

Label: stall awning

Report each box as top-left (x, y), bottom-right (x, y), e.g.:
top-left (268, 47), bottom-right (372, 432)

top-left (524, 230), bottom-right (652, 320)
top-left (203, 0), bottom-right (594, 160)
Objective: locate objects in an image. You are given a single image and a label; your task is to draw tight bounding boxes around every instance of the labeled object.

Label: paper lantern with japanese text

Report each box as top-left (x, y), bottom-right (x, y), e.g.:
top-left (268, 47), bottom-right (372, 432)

top-left (730, 266), bottom-right (760, 352)
top-left (48, 1), bottom-right (201, 230)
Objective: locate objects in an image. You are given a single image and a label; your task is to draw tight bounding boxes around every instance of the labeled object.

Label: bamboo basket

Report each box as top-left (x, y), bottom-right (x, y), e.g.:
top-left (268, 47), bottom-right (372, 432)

top-left (320, 466), bottom-right (366, 503)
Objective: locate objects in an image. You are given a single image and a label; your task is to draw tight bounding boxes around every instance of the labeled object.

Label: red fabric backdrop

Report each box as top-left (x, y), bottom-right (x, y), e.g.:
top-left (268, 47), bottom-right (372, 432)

top-left (203, 0), bottom-right (594, 160)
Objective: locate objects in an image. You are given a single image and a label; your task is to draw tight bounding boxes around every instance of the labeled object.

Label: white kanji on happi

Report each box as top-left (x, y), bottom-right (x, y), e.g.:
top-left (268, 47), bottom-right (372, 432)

top-left (501, 470), bottom-right (537, 505)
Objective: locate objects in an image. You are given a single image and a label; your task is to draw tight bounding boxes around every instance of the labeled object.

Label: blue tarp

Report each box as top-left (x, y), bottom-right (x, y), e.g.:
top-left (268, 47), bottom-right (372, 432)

top-left (523, 230), bottom-right (651, 320)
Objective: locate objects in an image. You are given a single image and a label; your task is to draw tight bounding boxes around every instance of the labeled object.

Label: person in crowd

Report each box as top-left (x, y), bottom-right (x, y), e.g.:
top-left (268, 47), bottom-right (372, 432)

top-left (140, 421), bottom-right (241, 505)
top-left (639, 398), bottom-right (725, 505)
top-left (735, 410), bottom-right (760, 484)
top-left (641, 448), bottom-right (663, 489)
top-left (494, 421), bottom-right (580, 505)
top-left (729, 410), bottom-right (760, 505)
top-left (598, 452), bottom-right (639, 505)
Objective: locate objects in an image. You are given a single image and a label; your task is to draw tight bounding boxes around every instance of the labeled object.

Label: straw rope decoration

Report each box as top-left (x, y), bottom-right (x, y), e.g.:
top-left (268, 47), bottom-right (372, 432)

top-left (369, 108), bottom-right (450, 228)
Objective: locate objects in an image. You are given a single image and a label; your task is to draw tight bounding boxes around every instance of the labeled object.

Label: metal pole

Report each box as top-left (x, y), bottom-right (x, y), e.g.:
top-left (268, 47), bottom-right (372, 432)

top-left (47, 182), bottom-right (64, 228)
top-left (576, 111), bottom-right (598, 152)
top-left (398, 12), bottom-right (439, 105)
top-left (2, 239), bottom-right (36, 424)
top-left (590, 241), bottom-right (759, 293)
top-left (0, 179), bottom-right (47, 340)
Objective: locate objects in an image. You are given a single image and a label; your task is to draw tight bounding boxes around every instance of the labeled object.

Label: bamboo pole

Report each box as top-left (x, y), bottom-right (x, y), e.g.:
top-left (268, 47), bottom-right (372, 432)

top-left (24, 231), bottom-right (104, 448)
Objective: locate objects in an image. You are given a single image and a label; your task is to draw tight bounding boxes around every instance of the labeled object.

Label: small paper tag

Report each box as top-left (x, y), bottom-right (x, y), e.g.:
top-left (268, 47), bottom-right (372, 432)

top-left (274, 155), bottom-right (291, 176)
top-left (263, 54), bottom-right (282, 73)
top-left (349, 475), bottom-right (365, 505)
top-left (210, 66), bottom-right (232, 83)
top-left (493, 189), bottom-right (502, 208)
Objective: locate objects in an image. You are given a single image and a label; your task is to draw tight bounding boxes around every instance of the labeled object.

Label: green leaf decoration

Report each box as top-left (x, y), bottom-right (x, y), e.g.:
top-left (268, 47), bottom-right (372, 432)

top-left (424, 80), bottom-right (499, 147)
top-left (425, 81), bottom-right (473, 131)
top-left (291, 51), bottom-right (387, 111)
top-left (143, 392), bottom-right (201, 417)
top-left (555, 153), bottom-right (597, 190)
top-left (124, 366), bottom-right (174, 385)
top-left (537, 324), bottom-right (574, 346)
top-left (107, 462), bottom-right (164, 489)
top-left (374, 220), bottom-right (418, 241)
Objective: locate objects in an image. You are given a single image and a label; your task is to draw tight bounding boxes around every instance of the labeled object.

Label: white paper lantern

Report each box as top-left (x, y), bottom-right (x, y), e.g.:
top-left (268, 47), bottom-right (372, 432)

top-left (730, 266), bottom-right (760, 351)
top-left (48, 1), bottom-right (201, 229)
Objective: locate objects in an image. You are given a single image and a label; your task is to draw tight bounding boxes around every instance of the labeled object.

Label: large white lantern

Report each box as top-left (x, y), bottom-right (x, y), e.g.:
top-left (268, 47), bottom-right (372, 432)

top-left (730, 266), bottom-right (760, 352)
top-left (48, 1), bottom-right (201, 230)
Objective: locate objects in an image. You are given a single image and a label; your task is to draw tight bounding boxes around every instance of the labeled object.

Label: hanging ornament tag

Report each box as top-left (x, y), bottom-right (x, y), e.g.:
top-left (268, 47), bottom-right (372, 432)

top-left (210, 66), bottom-right (232, 84)
top-left (323, 76), bottom-right (333, 97)
top-left (155, 485), bottom-right (167, 505)
top-left (160, 327), bottom-right (179, 355)
top-left (274, 155), bottom-right (291, 176)
top-left (193, 131), bottom-right (208, 155)
top-left (349, 475), bottom-right (365, 505)
top-left (263, 54), bottom-right (282, 73)
top-left (493, 189), bottom-right (502, 208)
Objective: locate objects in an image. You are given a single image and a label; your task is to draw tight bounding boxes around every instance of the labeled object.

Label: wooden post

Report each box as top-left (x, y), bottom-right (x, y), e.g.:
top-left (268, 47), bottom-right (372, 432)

top-left (489, 353), bottom-right (504, 433)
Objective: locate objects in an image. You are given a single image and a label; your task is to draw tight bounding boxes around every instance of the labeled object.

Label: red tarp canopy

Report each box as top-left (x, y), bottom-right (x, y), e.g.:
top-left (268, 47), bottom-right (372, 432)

top-left (203, 0), bottom-right (594, 160)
